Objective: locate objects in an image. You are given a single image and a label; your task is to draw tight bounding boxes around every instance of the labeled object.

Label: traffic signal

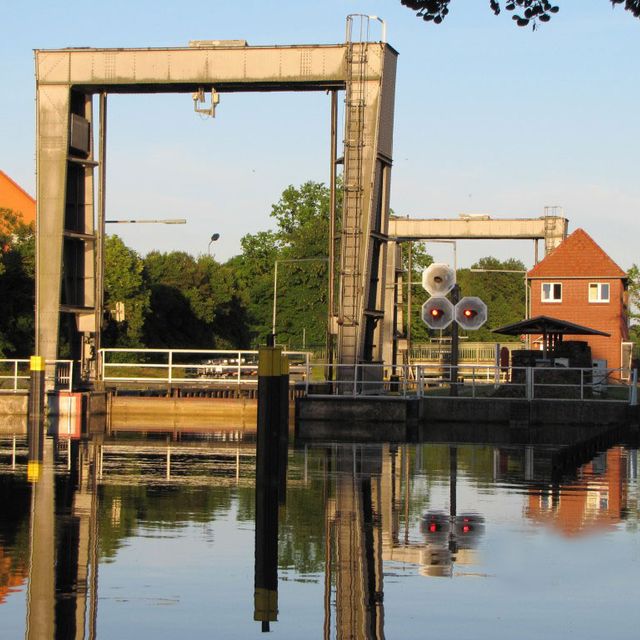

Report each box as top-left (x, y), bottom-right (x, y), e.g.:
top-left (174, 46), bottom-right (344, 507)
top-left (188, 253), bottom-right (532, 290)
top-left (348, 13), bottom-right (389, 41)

top-left (421, 297), bottom-right (454, 330)
top-left (422, 263), bottom-right (456, 297)
top-left (454, 297), bottom-right (487, 330)
top-left (453, 514), bottom-right (485, 549)
top-left (421, 511), bottom-right (450, 542)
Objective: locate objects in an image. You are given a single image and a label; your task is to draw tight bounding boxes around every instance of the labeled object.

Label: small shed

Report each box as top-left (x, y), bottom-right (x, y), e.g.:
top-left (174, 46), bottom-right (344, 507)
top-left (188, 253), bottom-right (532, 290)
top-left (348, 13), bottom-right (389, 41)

top-left (493, 315), bottom-right (610, 359)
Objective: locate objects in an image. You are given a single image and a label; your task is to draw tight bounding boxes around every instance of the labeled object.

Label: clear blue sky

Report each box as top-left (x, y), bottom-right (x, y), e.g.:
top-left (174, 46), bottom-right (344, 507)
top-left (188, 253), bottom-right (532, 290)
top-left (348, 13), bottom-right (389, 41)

top-left (1, 1), bottom-right (638, 269)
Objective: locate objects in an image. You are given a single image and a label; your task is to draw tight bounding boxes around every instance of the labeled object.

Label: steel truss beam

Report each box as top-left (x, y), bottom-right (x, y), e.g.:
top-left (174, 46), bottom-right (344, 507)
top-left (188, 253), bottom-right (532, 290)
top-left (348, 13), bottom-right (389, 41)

top-left (35, 41), bottom-right (397, 379)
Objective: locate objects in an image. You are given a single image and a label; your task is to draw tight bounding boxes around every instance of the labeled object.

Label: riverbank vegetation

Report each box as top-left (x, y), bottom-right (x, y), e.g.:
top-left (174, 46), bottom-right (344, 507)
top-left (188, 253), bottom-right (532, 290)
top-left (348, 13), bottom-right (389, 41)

top-left (1, 185), bottom-right (638, 357)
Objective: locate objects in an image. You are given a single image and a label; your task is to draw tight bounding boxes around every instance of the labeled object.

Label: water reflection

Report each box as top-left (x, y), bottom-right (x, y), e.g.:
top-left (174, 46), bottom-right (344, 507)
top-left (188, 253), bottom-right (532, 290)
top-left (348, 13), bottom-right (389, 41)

top-left (525, 447), bottom-right (628, 537)
top-left (0, 425), bottom-right (638, 638)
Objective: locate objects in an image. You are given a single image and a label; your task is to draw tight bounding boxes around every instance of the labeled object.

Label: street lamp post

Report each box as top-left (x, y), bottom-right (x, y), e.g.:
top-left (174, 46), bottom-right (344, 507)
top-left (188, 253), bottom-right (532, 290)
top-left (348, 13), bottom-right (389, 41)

top-left (105, 218), bottom-right (187, 225)
top-left (96, 217), bottom-right (188, 381)
top-left (208, 233), bottom-right (220, 257)
top-left (272, 257), bottom-right (329, 343)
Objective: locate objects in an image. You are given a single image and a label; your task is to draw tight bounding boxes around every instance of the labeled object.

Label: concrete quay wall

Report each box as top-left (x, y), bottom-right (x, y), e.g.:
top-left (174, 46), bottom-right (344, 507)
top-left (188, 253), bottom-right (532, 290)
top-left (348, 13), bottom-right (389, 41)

top-left (297, 395), bottom-right (638, 429)
top-left (422, 398), bottom-right (638, 427)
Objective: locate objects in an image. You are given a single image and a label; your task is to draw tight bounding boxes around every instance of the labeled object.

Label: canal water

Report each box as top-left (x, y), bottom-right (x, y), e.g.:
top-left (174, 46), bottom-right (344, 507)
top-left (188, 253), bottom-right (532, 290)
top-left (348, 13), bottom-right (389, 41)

top-left (1, 431), bottom-right (638, 639)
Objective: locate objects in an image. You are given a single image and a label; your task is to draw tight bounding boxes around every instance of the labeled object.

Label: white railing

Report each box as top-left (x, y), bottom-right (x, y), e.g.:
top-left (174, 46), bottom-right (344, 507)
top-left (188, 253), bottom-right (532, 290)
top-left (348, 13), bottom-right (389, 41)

top-left (304, 363), bottom-right (638, 405)
top-left (0, 359), bottom-right (74, 393)
top-left (99, 348), bottom-right (311, 386)
top-left (409, 342), bottom-right (525, 363)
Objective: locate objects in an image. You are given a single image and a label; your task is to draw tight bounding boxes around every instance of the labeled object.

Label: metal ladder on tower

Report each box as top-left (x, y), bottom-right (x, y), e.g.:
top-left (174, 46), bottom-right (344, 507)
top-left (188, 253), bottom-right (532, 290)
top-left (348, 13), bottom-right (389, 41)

top-left (338, 15), bottom-right (369, 363)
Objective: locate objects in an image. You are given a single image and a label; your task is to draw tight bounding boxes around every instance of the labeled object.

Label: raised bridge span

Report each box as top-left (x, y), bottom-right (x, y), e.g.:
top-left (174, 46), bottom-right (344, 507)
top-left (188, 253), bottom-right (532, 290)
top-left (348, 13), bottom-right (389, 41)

top-left (33, 17), bottom-right (570, 386)
top-left (35, 16), bottom-right (396, 383)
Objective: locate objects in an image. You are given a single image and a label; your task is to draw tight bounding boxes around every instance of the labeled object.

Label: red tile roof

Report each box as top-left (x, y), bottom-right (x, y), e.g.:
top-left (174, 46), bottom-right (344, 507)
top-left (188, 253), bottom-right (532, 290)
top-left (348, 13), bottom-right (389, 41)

top-left (0, 170), bottom-right (36, 225)
top-left (527, 228), bottom-right (626, 279)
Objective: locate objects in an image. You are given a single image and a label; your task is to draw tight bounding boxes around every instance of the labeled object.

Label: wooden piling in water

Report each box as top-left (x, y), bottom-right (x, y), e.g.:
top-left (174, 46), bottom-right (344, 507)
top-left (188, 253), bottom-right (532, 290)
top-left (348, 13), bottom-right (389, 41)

top-left (27, 355), bottom-right (45, 482)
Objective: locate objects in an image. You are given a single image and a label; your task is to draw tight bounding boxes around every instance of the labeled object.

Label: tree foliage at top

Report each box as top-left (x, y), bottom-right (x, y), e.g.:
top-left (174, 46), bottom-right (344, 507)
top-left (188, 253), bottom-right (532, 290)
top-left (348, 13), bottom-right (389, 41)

top-left (401, 1), bottom-right (640, 29)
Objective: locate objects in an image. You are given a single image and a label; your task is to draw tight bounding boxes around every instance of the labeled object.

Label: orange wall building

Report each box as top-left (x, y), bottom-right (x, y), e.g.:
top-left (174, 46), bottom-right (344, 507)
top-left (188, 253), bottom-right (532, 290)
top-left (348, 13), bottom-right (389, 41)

top-left (0, 170), bottom-right (36, 226)
top-left (527, 228), bottom-right (629, 371)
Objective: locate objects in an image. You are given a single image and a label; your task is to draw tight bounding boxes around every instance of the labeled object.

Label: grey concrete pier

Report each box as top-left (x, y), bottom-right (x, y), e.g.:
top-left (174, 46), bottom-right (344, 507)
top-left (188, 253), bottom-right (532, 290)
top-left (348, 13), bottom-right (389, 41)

top-left (296, 396), bottom-right (639, 442)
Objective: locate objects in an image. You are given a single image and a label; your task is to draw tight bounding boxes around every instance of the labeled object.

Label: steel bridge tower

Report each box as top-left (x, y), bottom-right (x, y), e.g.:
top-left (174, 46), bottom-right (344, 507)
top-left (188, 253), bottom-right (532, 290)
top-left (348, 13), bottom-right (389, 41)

top-left (34, 17), bottom-right (397, 383)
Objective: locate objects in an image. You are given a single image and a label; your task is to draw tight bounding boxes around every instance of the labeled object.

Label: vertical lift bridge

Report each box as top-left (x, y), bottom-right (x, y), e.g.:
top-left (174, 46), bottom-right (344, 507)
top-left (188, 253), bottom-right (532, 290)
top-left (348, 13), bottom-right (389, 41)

top-left (35, 21), bottom-right (397, 382)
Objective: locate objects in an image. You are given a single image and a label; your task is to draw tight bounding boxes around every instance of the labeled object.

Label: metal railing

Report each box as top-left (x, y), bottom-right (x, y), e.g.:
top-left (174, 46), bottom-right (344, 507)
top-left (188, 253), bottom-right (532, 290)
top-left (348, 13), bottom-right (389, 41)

top-left (304, 363), bottom-right (638, 405)
top-left (0, 359), bottom-right (74, 393)
top-left (409, 342), bottom-right (525, 364)
top-left (99, 348), bottom-right (311, 386)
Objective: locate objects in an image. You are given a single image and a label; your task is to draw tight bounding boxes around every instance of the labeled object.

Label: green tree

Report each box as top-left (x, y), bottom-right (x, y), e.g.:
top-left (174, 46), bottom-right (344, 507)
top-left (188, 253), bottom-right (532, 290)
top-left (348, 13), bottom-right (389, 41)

top-left (401, 241), bottom-right (434, 345)
top-left (232, 181), bottom-right (333, 349)
top-left (226, 231), bottom-right (281, 347)
top-left (0, 208), bottom-right (35, 356)
top-left (456, 257), bottom-right (527, 341)
top-left (103, 235), bottom-right (149, 347)
top-left (270, 182), bottom-right (332, 349)
top-left (143, 251), bottom-right (248, 348)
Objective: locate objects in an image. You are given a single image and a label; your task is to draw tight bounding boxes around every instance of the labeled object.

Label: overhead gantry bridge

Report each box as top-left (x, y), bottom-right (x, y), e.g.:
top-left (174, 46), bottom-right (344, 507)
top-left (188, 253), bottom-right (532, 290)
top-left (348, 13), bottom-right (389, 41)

top-left (35, 16), bottom-right (397, 383)
top-left (382, 213), bottom-right (569, 365)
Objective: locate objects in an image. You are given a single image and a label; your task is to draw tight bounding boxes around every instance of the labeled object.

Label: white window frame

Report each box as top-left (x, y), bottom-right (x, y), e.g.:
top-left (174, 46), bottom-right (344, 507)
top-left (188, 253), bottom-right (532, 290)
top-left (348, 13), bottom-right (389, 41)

top-left (541, 282), bottom-right (562, 303)
top-left (588, 282), bottom-right (610, 303)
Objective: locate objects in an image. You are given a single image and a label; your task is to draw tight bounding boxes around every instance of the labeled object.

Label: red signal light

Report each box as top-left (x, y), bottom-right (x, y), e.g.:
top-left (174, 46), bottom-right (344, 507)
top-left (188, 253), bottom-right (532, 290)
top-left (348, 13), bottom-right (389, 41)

top-left (463, 308), bottom-right (477, 319)
top-left (428, 522), bottom-right (438, 533)
top-left (430, 308), bottom-right (444, 319)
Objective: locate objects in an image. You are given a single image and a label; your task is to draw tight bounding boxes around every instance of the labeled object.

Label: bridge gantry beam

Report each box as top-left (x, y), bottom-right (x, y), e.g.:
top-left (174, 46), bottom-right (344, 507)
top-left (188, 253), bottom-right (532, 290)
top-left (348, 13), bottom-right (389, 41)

top-left (382, 215), bottom-right (570, 368)
top-left (35, 38), bottom-right (397, 381)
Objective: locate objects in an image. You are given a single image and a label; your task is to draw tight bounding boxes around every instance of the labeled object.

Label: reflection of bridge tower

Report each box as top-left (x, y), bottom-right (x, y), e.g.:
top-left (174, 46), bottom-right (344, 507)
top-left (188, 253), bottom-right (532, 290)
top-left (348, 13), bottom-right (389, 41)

top-left (26, 437), bottom-right (100, 640)
top-left (326, 445), bottom-right (385, 640)
top-left (26, 437), bottom-right (55, 640)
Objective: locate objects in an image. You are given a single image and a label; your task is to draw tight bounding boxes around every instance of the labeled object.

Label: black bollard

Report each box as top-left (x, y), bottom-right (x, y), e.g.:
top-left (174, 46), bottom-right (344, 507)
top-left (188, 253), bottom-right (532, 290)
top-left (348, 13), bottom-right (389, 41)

top-left (278, 353), bottom-right (290, 506)
top-left (254, 345), bottom-right (282, 628)
top-left (27, 355), bottom-right (45, 482)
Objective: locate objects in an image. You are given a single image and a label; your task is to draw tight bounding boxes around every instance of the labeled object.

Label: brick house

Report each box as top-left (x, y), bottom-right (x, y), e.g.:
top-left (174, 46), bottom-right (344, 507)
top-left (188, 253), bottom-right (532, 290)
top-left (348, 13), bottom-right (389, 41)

top-left (527, 228), bottom-right (629, 371)
top-left (0, 169), bottom-right (36, 228)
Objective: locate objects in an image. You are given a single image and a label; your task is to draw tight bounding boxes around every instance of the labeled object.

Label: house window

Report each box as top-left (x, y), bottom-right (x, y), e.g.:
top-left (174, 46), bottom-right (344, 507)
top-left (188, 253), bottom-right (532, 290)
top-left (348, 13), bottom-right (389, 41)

top-left (588, 282), bottom-right (610, 303)
top-left (541, 282), bottom-right (562, 302)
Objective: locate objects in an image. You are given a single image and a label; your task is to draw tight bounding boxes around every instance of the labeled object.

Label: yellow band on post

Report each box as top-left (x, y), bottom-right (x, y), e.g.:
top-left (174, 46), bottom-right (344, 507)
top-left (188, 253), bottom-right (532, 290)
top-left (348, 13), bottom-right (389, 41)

top-left (27, 461), bottom-right (42, 483)
top-left (280, 355), bottom-right (289, 375)
top-left (30, 355), bottom-right (45, 372)
top-left (254, 588), bottom-right (278, 622)
top-left (258, 347), bottom-right (283, 377)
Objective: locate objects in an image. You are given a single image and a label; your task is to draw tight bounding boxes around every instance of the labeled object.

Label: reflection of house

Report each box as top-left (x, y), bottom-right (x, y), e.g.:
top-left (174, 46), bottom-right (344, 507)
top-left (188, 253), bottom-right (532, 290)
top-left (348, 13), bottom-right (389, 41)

top-left (526, 447), bottom-right (628, 536)
top-left (0, 546), bottom-right (27, 604)
top-left (0, 170), bottom-right (36, 225)
top-left (527, 229), bottom-right (629, 371)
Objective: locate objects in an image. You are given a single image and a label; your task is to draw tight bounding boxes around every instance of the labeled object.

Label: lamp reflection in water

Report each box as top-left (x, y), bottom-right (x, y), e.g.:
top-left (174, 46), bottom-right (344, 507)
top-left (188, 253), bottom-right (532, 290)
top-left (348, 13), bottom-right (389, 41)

top-left (420, 447), bottom-right (485, 577)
